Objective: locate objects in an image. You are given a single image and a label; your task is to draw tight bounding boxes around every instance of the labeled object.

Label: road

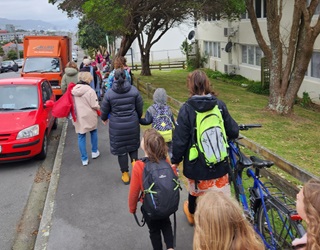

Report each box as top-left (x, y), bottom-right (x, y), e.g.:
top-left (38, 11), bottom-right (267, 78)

top-left (0, 69), bottom-right (62, 250)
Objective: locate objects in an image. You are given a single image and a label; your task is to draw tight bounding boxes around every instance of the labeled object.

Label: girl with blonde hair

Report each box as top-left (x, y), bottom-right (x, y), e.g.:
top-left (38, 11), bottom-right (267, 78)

top-left (193, 191), bottom-right (263, 250)
top-left (293, 179), bottom-right (320, 250)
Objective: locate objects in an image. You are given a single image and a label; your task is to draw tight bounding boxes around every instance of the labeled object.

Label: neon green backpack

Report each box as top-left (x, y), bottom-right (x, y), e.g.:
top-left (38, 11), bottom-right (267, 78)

top-left (189, 105), bottom-right (228, 168)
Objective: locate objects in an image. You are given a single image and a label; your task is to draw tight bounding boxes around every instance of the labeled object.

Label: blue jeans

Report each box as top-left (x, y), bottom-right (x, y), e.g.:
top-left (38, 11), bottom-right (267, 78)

top-left (78, 129), bottom-right (98, 161)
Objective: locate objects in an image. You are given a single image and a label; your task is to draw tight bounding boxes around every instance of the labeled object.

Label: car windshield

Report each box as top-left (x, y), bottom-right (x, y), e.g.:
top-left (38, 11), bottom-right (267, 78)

top-left (0, 85), bottom-right (38, 111)
top-left (2, 61), bottom-right (12, 66)
top-left (23, 57), bottom-right (60, 73)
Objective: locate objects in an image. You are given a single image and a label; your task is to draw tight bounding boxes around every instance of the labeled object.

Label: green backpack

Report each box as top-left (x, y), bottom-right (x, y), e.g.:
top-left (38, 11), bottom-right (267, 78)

top-left (189, 105), bottom-right (228, 168)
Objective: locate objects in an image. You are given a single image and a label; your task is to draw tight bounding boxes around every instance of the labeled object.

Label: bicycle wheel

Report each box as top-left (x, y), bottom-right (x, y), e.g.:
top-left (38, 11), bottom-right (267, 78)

top-left (257, 199), bottom-right (304, 249)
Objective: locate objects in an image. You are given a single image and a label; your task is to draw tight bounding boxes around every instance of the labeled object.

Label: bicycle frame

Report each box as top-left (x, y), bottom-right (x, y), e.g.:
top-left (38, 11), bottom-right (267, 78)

top-left (229, 141), bottom-right (275, 245)
top-left (228, 137), bottom-right (304, 249)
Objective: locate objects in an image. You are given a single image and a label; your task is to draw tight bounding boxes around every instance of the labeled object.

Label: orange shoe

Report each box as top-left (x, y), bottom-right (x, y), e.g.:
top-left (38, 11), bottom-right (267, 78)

top-left (121, 172), bottom-right (130, 185)
top-left (183, 201), bottom-right (194, 225)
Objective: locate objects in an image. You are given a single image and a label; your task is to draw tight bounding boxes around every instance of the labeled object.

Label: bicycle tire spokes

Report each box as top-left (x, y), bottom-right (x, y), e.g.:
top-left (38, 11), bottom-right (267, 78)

top-left (258, 198), bottom-right (303, 249)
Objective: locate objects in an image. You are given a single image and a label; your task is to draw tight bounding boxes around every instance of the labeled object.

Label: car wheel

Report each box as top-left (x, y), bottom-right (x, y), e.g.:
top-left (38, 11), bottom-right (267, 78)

top-left (36, 133), bottom-right (48, 160)
top-left (52, 118), bottom-right (58, 130)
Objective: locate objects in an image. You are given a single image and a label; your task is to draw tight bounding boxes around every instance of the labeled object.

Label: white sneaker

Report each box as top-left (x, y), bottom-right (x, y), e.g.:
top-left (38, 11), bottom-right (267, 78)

top-left (92, 150), bottom-right (100, 159)
top-left (82, 159), bottom-right (89, 166)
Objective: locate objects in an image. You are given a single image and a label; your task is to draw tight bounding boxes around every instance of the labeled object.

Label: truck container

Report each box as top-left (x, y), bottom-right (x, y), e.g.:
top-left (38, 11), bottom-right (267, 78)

top-left (21, 36), bottom-right (72, 97)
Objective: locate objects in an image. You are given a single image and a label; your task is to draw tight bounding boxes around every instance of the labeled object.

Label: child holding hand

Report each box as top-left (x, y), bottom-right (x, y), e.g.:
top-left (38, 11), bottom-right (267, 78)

top-left (128, 128), bottom-right (176, 250)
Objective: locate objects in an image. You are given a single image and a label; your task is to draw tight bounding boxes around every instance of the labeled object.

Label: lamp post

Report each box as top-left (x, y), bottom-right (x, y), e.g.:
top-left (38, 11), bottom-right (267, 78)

top-left (12, 25), bottom-right (20, 59)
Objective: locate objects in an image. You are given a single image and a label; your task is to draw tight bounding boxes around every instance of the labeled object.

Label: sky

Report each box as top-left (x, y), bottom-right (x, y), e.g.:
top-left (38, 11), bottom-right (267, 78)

top-left (0, 0), bottom-right (193, 52)
top-left (0, 0), bottom-right (77, 23)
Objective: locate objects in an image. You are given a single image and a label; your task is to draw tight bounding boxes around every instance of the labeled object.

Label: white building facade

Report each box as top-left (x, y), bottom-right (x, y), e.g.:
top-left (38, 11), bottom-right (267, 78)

top-left (196, 1), bottom-right (320, 104)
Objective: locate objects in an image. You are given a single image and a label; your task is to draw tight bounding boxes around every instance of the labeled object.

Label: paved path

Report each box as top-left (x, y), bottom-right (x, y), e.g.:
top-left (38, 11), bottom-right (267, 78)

top-left (35, 119), bottom-right (194, 250)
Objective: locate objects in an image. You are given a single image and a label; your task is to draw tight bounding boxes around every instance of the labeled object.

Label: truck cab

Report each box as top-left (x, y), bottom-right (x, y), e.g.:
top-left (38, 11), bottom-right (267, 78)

top-left (21, 36), bottom-right (72, 97)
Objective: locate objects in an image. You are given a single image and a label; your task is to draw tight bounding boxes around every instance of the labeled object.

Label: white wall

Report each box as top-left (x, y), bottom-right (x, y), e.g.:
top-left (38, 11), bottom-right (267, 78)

top-left (196, 3), bottom-right (320, 104)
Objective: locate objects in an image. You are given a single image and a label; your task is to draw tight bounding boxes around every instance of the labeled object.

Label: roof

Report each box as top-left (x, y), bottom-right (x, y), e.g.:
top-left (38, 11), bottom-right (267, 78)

top-left (2, 42), bottom-right (15, 47)
top-left (0, 77), bottom-right (45, 85)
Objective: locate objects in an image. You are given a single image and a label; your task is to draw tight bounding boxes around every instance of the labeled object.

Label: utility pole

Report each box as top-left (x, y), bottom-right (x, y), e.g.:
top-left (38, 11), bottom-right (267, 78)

top-left (12, 25), bottom-right (20, 59)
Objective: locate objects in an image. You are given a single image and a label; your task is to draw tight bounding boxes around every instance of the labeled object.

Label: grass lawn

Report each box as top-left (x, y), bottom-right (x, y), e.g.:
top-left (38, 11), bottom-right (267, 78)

top-left (136, 69), bottom-right (320, 184)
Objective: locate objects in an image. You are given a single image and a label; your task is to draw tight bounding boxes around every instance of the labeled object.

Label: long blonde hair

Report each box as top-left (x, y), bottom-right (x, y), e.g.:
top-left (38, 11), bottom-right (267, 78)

top-left (193, 191), bottom-right (263, 250)
top-left (303, 179), bottom-right (320, 250)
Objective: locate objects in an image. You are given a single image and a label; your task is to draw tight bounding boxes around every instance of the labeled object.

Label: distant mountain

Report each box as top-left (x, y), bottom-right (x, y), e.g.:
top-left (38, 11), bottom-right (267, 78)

top-left (0, 18), bottom-right (78, 32)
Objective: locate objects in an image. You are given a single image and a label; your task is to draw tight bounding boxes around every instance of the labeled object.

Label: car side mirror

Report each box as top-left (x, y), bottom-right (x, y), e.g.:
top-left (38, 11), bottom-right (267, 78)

top-left (13, 64), bottom-right (18, 72)
top-left (45, 100), bottom-right (54, 108)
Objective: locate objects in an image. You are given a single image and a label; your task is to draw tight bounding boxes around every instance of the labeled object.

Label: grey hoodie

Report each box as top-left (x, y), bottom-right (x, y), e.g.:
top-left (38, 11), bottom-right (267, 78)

top-left (140, 88), bottom-right (175, 126)
top-left (61, 67), bottom-right (79, 93)
top-left (153, 88), bottom-right (167, 105)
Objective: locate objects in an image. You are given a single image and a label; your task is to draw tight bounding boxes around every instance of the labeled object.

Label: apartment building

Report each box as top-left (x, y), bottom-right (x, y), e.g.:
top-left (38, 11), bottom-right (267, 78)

top-left (195, 1), bottom-right (320, 104)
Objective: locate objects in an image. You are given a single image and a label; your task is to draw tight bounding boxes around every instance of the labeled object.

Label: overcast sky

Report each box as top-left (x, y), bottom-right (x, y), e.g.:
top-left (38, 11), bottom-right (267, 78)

top-left (0, 0), bottom-right (75, 23)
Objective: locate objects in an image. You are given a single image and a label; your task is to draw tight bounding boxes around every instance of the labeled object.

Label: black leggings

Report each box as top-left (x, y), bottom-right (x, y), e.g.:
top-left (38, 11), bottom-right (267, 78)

top-left (142, 208), bottom-right (174, 250)
top-left (188, 194), bottom-right (197, 214)
top-left (117, 150), bottom-right (138, 172)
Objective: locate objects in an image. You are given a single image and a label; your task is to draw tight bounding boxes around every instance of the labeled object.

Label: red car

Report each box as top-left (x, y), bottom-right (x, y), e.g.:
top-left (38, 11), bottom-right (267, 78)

top-left (0, 77), bottom-right (57, 162)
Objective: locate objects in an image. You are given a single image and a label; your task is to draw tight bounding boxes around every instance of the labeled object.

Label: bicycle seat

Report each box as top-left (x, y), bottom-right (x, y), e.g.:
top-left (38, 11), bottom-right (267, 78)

top-left (250, 156), bottom-right (273, 168)
top-left (239, 151), bottom-right (252, 166)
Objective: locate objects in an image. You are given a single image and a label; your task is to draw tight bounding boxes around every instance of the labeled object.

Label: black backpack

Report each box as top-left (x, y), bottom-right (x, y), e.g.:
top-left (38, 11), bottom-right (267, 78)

top-left (142, 158), bottom-right (181, 220)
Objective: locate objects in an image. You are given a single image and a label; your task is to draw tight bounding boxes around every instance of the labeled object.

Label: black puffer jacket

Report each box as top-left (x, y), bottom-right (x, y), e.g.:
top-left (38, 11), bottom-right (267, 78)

top-left (101, 79), bottom-right (143, 155)
top-left (171, 94), bottom-right (239, 180)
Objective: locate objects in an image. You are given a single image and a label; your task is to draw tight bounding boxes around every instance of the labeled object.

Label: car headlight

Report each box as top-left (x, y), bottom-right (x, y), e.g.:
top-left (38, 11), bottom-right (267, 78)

top-left (16, 125), bottom-right (40, 139)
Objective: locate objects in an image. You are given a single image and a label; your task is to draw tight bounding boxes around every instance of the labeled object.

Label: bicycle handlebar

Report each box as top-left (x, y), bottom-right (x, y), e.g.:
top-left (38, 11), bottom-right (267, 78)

top-left (239, 124), bottom-right (262, 131)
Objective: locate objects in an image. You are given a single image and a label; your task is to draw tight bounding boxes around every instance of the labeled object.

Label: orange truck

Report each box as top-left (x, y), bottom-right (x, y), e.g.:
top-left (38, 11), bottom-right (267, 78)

top-left (21, 36), bottom-right (72, 97)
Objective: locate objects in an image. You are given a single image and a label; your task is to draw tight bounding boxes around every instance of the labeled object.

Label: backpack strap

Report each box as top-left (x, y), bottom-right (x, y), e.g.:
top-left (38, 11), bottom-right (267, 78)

top-left (173, 212), bottom-right (177, 247)
top-left (133, 213), bottom-right (145, 227)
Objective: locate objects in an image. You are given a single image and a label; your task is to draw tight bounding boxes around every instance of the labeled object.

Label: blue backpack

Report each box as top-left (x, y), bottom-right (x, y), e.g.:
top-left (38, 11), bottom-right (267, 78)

top-left (152, 104), bottom-right (174, 142)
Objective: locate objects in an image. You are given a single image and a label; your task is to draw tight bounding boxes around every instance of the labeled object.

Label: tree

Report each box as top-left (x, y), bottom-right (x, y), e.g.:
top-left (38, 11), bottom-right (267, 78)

top-left (245, 0), bottom-right (320, 115)
top-left (77, 16), bottom-right (110, 54)
top-left (0, 46), bottom-right (4, 57)
top-left (7, 49), bottom-right (18, 60)
top-left (50, 0), bottom-right (244, 75)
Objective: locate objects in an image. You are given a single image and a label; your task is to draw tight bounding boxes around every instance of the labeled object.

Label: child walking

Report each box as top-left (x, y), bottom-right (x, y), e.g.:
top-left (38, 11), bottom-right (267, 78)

top-left (128, 128), bottom-right (176, 250)
top-left (140, 88), bottom-right (175, 158)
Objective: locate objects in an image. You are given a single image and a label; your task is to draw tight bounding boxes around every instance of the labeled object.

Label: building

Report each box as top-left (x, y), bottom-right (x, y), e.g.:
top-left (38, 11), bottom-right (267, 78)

top-left (2, 42), bottom-right (23, 56)
top-left (195, 1), bottom-right (320, 104)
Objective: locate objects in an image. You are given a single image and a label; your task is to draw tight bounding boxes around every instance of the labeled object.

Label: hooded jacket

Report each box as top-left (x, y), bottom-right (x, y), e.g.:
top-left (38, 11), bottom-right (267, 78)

top-left (71, 82), bottom-right (100, 134)
top-left (171, 94), bottom-right (239, 180)
top-left (61, 67), bottom-right (78, 94)
top-left (100, 78), bottom-right (143, 155)
top-left (140, 88), bottom-right (175, 126)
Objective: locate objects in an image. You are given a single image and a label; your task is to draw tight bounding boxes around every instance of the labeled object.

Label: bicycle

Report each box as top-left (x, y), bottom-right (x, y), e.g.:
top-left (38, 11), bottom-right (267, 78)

top-left (228, 124), bottom-right (306, 250)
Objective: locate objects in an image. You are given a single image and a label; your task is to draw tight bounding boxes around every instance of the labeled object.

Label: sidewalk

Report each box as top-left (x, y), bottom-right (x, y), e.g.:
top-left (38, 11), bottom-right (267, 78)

top-left (35, 119), bottom-right (194, 250)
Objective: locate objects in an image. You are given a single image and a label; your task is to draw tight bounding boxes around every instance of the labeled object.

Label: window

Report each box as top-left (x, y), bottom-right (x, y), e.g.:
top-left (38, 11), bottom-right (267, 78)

top-left (241, 0), bottom-right (266, 19)
top-left (241, 45), bottom-right (263, 66)
top-left (203, 41), bottom-right (221, 58)
top-left (204, 13), bottom-right (220, 21)
top-left (310, 51), bottom-right (320, 79)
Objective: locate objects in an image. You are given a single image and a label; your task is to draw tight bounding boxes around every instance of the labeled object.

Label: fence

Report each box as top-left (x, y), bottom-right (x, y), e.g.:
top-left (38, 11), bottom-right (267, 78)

top-left (135, 79), bottom-right (320, 198)
top-left (132, 61), bottom-right (186, 71)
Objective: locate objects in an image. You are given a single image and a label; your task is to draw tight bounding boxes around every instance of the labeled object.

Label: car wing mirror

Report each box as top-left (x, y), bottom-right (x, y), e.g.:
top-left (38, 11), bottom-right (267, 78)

top-left (13, 64), bottom-right (19, 72)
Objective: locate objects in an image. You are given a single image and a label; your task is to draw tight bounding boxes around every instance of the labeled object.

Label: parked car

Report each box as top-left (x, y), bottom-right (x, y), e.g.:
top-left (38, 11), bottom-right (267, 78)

top-left (0, 60), bottom-right (19, 73)
top-left (72, 51), bottom-right (78, 62)
top-left (14, 58), bottom-right (24, 68)
top-left (0, 77), bottom-right (57, 162)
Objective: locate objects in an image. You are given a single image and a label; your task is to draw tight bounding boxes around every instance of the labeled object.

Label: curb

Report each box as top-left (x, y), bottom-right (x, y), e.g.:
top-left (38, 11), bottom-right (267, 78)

top-left (34, 119), bottom-right (69, 250)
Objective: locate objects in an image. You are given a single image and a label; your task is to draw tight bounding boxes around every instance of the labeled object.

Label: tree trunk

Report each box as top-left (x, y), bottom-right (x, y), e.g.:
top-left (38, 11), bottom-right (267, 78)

top-left (246, 0), bottom-right (320, 115)
top-left (140, 50), bottom-right (151, 76)
top-left (118, 34), bottom-right (136, 57)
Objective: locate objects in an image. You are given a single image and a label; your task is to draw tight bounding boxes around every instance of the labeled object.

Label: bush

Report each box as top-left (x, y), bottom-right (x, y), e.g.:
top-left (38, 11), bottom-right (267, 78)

top-left (246, 81), bottom-right (270, 95)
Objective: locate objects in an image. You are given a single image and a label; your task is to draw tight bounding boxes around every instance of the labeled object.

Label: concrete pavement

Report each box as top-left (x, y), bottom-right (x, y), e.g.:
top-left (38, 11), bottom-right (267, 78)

top-left (34, 118), bottom-right (194, 250)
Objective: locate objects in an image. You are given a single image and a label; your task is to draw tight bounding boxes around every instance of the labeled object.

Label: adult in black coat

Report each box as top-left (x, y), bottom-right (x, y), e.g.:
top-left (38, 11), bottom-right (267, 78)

top-left (101, 68), bottom-right (143, 185)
